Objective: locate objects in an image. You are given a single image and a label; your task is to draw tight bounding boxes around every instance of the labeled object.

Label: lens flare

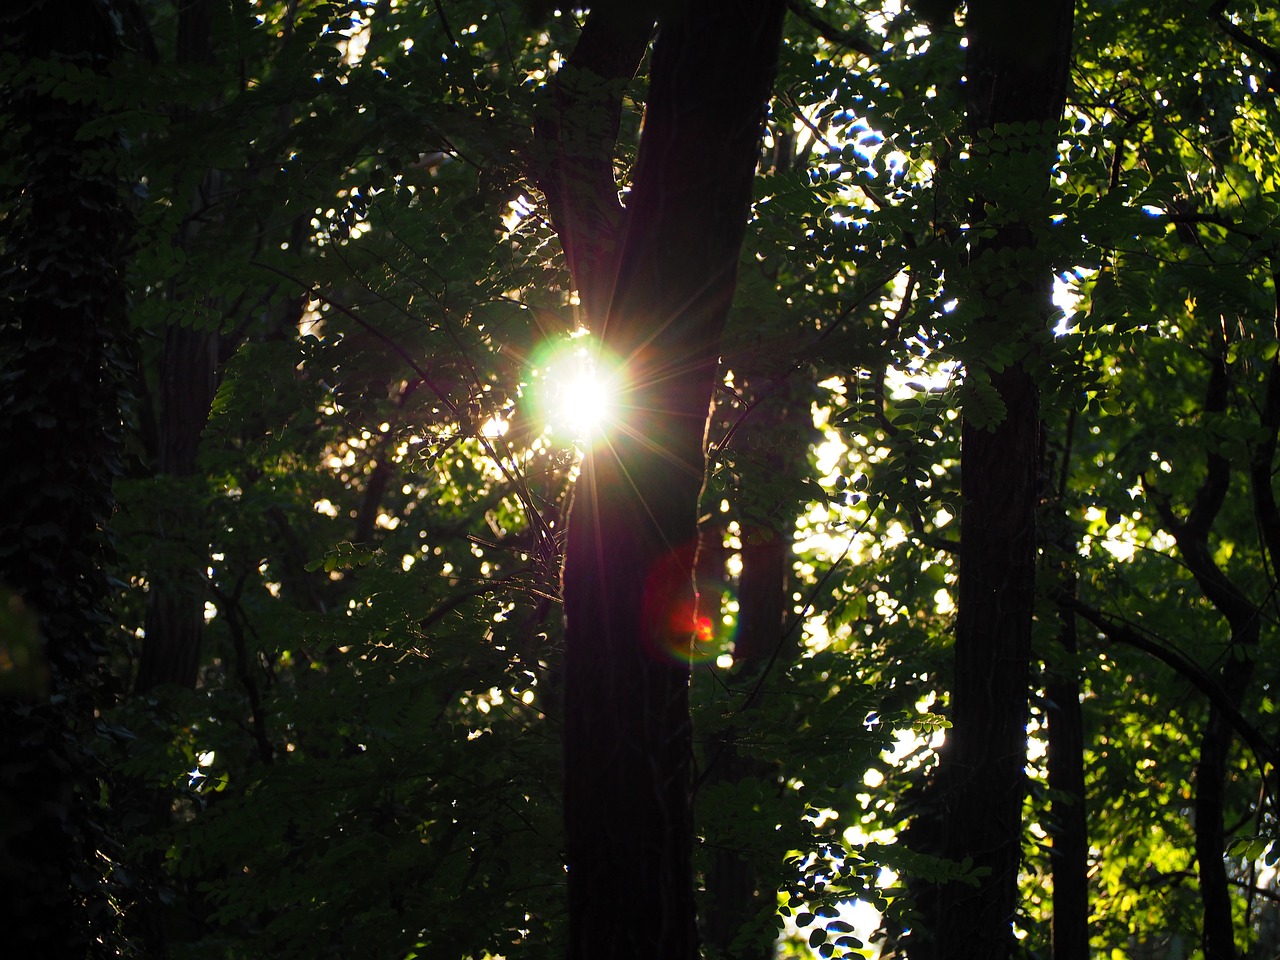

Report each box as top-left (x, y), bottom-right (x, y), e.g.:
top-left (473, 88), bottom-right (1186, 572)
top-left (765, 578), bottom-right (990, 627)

top-left (528, 330), bottom-right (618, 443)
top-left (659, 601), bottom-right (723, 665)
top-left (555, 363), bottom-right (612, 438)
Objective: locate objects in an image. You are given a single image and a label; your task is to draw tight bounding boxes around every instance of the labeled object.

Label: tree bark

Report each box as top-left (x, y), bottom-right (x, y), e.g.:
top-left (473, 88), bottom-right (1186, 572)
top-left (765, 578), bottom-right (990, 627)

top-left (541, 3), bottom-right (786, 957)
top-left (917, 4), bottom-right (1073, 960)
top-left (0, 0), bottom-right (132, 952)
top-left (1148, 337), bottom-right (1259, 960)
top-left (703, 386), bottom-right (802, 960)
top-left (134, 0), bottom-right (220, 693)
top-left (1046, 589), bottom-right (1089, 960)
top-left (133, 326), bottom-right (218, 692)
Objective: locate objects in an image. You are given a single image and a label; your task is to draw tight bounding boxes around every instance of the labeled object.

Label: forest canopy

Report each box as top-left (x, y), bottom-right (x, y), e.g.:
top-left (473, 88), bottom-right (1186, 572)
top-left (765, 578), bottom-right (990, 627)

top-left (2, 1), bottom-right (1280, 959)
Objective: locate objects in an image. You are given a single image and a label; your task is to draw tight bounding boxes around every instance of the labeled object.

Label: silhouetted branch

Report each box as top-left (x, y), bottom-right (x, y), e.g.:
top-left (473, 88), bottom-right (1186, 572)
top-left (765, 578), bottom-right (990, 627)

top-left (1210, 2), bottom-right (1280, 73)
top-left (1057, 592), bottom-right (1274, 768)
top-left (785, 0), bottom-right (877, 57)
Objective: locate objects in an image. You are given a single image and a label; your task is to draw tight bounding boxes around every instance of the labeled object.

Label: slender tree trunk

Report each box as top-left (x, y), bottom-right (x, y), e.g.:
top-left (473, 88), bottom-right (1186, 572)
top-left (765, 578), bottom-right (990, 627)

top-left (922, 5), bottom-right (1073, 960)
top-left (543, 4), bottom-right (786, 956)
top-left (135, 0), bottom-right (220, 693)
top-left (1148, 338), bottom-right (1261, 960)
top-left (1196, 700), bottom-right (1245, 960)
top-left (1046, 589), bottom-right (1089, 960)
top-left (0, 0), bottom-right (131, 952)
top-left (134, 323), bottom-right (218, 691)
top-left (1044, 411), bottom-right (1090, 960)
top-left (702, 529), bottom-right (789, 960)
top-left (703, 387), bottom-right (802, 960)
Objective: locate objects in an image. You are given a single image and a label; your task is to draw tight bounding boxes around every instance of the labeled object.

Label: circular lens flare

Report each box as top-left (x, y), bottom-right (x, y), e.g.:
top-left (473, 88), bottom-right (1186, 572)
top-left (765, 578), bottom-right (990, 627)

top-left (654, 597), bottom-right (734, 665)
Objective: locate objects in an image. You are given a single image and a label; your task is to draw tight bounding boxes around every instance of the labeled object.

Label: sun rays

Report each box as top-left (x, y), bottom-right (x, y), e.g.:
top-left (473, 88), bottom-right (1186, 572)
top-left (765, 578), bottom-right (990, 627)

top-left (528, 328), bottom-right (619, 444)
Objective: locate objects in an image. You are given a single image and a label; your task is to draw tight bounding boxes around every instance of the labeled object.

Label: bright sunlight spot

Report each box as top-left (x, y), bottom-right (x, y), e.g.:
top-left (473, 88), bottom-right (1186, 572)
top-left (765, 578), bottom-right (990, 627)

top-left (528, 329), bottom-right (619, 444)
top-left (555, 364), bottom-right (611, 437)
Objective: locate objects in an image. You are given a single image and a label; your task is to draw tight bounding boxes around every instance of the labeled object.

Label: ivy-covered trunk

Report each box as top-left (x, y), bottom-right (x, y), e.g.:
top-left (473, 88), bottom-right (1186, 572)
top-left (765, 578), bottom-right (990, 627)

top-left (538, 3), bottom-right (785, 956)
top-left (0, 0), bottom-right (132, 952)
top-left (918, 4), bottom-right (1074, 960)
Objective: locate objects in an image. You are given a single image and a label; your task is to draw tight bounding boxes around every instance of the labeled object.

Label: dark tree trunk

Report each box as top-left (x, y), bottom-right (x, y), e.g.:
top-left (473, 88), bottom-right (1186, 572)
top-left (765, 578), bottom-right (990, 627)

top-left (1182, 567), bottom-right (1255, 960)
top-left (541, 3), bottom-right (786, 957)
top-left (134, 0), bottom-right (220, 694)
top-left (937, 346), bottom-right (1041, 960)
top-left (1046, 589), bottom-right (1089, 960)
top-left (916, 4), bottom-right (1073, 960)
top-left (1044, 411), bottom-right (1089, 960)
top-left (1149, 338), bottom-right (1261, 960)
top-left (1196, 701), bottom-right (1244, 960)
top-left (134, 323), bottom-right (218, 692)
top-left (702, 529), bottom-right (789, 960)
top-left (703, 389), bottom-right (802, 960)
top-left (128, 325), bottom-right (217, 951)
top-left (0, 0), bottom-right (132, 952)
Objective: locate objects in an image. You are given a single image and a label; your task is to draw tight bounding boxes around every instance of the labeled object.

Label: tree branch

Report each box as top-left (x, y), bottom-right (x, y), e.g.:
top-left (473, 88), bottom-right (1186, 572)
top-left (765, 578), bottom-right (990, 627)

top-left (1057, 592), bottom-right (1274, 768)
top-left (1211, 4), bottom-right (1280, 74)
top-left (785, 0), bottom-right (878, 58)
top-left (1146, 334), bottom-right (1258, 642)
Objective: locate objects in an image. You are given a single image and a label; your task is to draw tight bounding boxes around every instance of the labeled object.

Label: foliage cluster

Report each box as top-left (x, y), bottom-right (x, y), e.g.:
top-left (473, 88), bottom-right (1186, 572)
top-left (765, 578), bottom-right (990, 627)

top-left (3, 1), bottom-right (1280, 958)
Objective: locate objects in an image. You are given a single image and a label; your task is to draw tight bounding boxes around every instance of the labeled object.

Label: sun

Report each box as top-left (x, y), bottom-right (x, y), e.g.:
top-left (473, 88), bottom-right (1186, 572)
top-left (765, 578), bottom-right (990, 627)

top-left (529, 330), bottom-right (618, 443)
top-left (553, 362), bottom-right (612, 438)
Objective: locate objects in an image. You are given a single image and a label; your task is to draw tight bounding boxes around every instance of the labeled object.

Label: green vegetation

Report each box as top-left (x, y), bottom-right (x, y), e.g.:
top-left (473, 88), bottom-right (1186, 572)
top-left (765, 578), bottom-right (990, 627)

top-left (2, 1), bottom-right (1279, 958)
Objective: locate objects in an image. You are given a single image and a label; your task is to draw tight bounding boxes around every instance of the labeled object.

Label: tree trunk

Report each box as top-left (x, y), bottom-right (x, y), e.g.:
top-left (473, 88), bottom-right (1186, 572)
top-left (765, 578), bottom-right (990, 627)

top-left (134, 0), bottom-right (220, 693)
top-left (1148, 339), bottom-right (1259, 960)
top-left (134, 324), bottom-right (218, 692)
top-left (544, 3), bottom-right (786, 957)
top-left (921, 4), bottom-right (1074, 960)
top-left (0, 0), bottom-right (131, 952)
top-left (1046, 590), bottom-right (1089, 960)
top-left (1196, 700), bottom-right (1244, 960)
top-left (703, 387), bottom-right (801, 960)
